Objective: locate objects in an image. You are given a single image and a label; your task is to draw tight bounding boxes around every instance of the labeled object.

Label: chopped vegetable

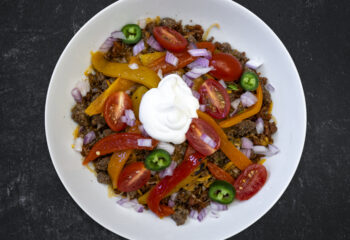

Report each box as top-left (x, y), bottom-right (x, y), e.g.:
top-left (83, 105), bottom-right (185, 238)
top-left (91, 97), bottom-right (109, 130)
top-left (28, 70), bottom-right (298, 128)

top-left (91, 51), bottom-right (160, 89)
top-left (227, 83), bottom-right (239, 91)
top-left (219, 84), bottom-right (263, 128)
top-left (121, 24), bottom-right (142, 44)
top-left (208, 180), bottom-right (235, 204)
top-left (256, 117), bottom-right (264, 134)
top-left (83, 133), bottom-right (157, 165)
top-left (108, 150), bottom-right (133, 189)
top-left (245, 58), bottom-right (263, 70)
top-left (240, 72), bottom-right (259, 91)
top-left (165, 51), bottom-right (179, 66)
top-left (240, 91), bottom-right (258, 107)
top-left (83, 131), bottom-right (96, 145)
top-left (158, 161), bottom-right (177, 178)
top-left (71, 88), bottom-right (82, 103)
top-left (133, 40), bottom-right (145, 56)
top-left (146, 35), bottom-right (164, 51)
top-left (145, 149), bottom-right (172, 171)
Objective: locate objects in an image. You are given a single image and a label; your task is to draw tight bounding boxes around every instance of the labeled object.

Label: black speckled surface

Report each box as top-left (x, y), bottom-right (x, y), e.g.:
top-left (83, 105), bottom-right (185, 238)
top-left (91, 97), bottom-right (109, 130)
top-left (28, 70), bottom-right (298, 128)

top-left (1, 0), bottom-right (349, 239)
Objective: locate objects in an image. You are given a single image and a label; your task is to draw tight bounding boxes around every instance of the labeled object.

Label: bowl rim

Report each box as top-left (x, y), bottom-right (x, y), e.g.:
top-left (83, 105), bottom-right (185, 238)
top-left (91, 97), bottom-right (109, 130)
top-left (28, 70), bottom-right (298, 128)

top-left (45, 0), bottom-right (307, 238)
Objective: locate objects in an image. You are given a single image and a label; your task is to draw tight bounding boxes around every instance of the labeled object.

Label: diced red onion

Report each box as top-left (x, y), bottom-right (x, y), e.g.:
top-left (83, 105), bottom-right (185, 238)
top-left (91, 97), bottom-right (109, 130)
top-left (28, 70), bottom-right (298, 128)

top-left (137, 139), bottom-right (152, 147)
top-left (128, 63), bottom-right (139, 70)
top-left (123, 109), bottom-right (136, 126)
top-left (133, 40), bottom-right (145, 56)
top-left (266, 83), bottom-right (275, 93)
top-left (165, 51), bottom-right (179, 66)
top-left (218, 79), bottom-right (227, 89)
top-left (231, 99), bottom-right (240, 110)
top-left (99, 36), bottom-right (115, 53)
top-left (240, 91), bottom-right (258, 107)
top-left (157, 69), bottom-right (163, 79)
top-left (245, 58), bottom-right (263, 70)
top-left (188, 42), bottom-right (197, 50)
top-left (120, 116), bottom-right (127, 123)
top-left (73, 137), bottom-right (83, 152)
top-left (241, 148), bottom-right (251, 158)
top-left (192, 90), bottom-right (200, 99)
top-left (117, 198), bottom-right (129, 206)
top-left (117, 198), bottom-right (144, 213)
top-left (79, 126), bottom-right (85, 133)
top-left (199, 104), bottom-right (206, 112)
top-left (197, 207), bottom-right (209, 222)
top-left (200, 133), bottom-right (217, 149)
top-left (187, 58), bottom-right (209, 69)
top-left (256, 117), bottom-right (264, 134)
top-left (267, 144), bottom-right (280, 156)
top-left (170, 192), bottom-right (178, 201)
top-left (185, 67), bottom-right (213, 79)
top-left (111, 30), bottom-right (126, 40)
top-left (159, 161), bottom-right (177, 179)
top-left (83, 131), bottom-right (96, 145)
top-left (210, 201), bottom-right (228, 211)
top-left (135, 204), bottom-right (144, 213)
top-left (209, 210), bottom-right (220, 218)
top-left (252, 145), bottom-right (269, 155)
top-left (157, 142), bottom-right (175, 155)
top-left (75, 80), bottom-right (90, 96)
top-left (241, 137), bottom-right (253, 149)
top-left (189, 209), bottom-right (198, 219)
top-left (188, 48), bottom-right (211, 57)
top-left (147, 36), bottom-right (164, 51)
top-left (138, 124), bottom-right (150, 137)
top-left (168, 199), bottom-right (175, 207)
top-left (182, 74), bottom-right (194, 88)
top-left (185, 71), bottom-right (202, 79)
top-left (229, 109), bottom-right (238, 117)
top-left (71, 88), bottom-right (82, 103)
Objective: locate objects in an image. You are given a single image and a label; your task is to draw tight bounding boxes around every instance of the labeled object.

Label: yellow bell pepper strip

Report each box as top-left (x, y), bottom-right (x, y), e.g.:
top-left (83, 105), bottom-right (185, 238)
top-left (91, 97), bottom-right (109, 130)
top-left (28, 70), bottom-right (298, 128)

top-left (219, 84), bottom-right (263, 128)
top-left (84, 77), bottom-right (134, 116)
top-left (192, 77), bottom-right (205, 91)
top-left (91, 51), bottom-right (160, 88)
top-left (131, 86), bottom-right (148, 119)
top-left (139, 52), bottom-right (165, 66)
top-left (197, 110), bottom-right (252, 170)
top-left (108, 150), bottom-right (133, 189)
top-left (129, 56), bottom-right (142, 65)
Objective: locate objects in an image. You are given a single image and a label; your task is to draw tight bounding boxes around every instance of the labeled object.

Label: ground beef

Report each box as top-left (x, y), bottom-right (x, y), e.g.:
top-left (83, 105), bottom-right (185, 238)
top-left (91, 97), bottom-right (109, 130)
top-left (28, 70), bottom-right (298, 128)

top-left (105, 40), bottom-right (132, 62)
top-left (262, 86), bottom-right (272, 106)
top-left (88, 72), bottom-right (106, 90)
top-left (160, 17), bottom-right (183, 32)
top-left (264, 121), bottom-right (278, 137)
top-left (71, 103), bottom-right (90, 126)
top-left (97, 172), bottom-right (111, 184)
top-left (214, 42), bottom-right (248, 64)
top-left (207, 150), bottom-right (229, 168)
top-left (171, 207), bottom-right (189, 226)
top-left (175, 189), bottom-right (191, 205)
top-left (228, 166), bottom-right (241, 179)
top-left (102, 128), bottom-right (113, 137)
top-left (127, 191), bottom-right (140, 200)
top-left (91, 115), bottom-right (106, 130)
top-left (182, 24), bottom-right (204, 42)
top-left (172, 142), bottom-right (188, 163)
top-left (145, 21), bottom-right (157, 34)
top-left (94, 156), bottom-right (110, 171)
top-left (225, 120), bottom-right (256, 138)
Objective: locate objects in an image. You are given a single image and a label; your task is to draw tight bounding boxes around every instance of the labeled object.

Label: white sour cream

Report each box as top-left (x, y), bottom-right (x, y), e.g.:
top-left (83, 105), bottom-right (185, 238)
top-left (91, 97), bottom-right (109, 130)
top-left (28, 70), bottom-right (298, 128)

top-left (139, 74), bottom-right (199, 144)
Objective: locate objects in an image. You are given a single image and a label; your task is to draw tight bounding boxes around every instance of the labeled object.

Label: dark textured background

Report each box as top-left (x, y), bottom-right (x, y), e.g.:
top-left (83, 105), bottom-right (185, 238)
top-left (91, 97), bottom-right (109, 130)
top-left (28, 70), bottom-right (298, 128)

top-left (1, 0), bottom-right (349, 239)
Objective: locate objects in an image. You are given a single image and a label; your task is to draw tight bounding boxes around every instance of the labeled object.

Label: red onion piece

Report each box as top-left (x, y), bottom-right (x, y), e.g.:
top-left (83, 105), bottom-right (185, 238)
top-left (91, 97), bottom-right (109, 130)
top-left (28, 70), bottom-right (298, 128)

top-left (73, 137), bottom-right (83, 152)
top-left (170, 192), bottom-right (178, 201)
top-left (231, 99), bottom-right (240, 110)
top-left (137, 139), bottom-right (152, 147)
top-left (199, 104), bottom-right (206, 112)
top-left (241, 148), bottom-right (251, 158)
top-left (83, 131), bottom-right (96, 145)
top-left (128, 63), bottom-right (139, 70)
top-left (168, 199), bottom-right (175, 207)
top-left (187, 57), bottom-right (209, 69)
top-left (266, 83), bottom-right (275, 92)
top-left (210, 201), bottom-right (228, 211)
top-left (75, 80), bottom-right (90, 96)
top-left (165, 51), bottom-right (179, 66)
top-left (256, 117), bottom-right (264, 134)
top-left (185, 67), bottom-right (213, 79)
top-left (138, 124), bottom-right (150, 137)
top-left (147, 36), bottom-right (164, 51)
top-left (124, 109), bottom-right (136, 127)
top-left (99, 36), bottom-right (116, 53)
top-left (240, 91), bottom-right (258, 107)
top-left (245, 58), bottom-right (263, 70)
top-left (157, 69), bottom-right (163, 79)
top-left (192, 90), bottom-right (200, 99)
top-left (133, 40), bottom-right (145, 56)
top-left (200, 133), bottom-right (217, 149)
top-left (267, 144), bottom-right (280, 156)
top-left (218, 79), bottom-right (227, 89)
top-left (182, 74), bottom-right (194, 88)
top-left (189, 209), bottom-right (198, 219)
top-left (188, 42), bottom-right (197, 50)
top-left (197, 207), bottom-right (209, 222)
top-left (241, 137), bottom-right (253, 149)
top-left (117, 198), bottom-right (129, 206)
top-left (188, 48), bottom-right (211, 57)
top-left (111, 31), bottom-right (126, 39)
top-left (252, 145), bottom-right (269, 154)
top-left (159, 161), bottom-right (177, 179)
top-left (157, 142), bottom-right (175, 155)
top-left (71, 88), bottom-right (82, 103)
top-left (185, 71), bottom-right (202, 79)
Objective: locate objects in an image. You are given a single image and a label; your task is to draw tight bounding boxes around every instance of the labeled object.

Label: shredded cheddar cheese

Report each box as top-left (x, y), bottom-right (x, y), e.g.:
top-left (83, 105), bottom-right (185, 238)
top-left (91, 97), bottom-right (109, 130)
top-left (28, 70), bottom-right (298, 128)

top-left (203, 23), bottom-right (220, 41)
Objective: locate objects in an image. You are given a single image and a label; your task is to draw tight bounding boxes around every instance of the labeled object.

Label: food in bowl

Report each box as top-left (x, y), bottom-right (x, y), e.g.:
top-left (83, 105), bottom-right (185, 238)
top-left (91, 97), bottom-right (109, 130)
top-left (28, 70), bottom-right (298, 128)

top-left (70, 17), bottom-right (279, 225)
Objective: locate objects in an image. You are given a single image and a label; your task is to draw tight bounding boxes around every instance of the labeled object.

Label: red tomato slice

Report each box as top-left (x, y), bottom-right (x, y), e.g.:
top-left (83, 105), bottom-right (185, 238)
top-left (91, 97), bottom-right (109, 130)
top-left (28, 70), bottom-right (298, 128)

top-left (210, 53), bottom-right (243, 81)
top-left (103, 92), bottom-right (132, 132)
top-left (199, 79), bottom-right (230, 119)
top-left (118, 162), bottom-right (151, 192)
top-left (185, 118), bottom-right (220, 156)
top-left (153, 26), bottom-right (188, 52)
top-left (234, 164), bottom-right (267, 200)
top-left (207, 162), bottom-right (235, 185)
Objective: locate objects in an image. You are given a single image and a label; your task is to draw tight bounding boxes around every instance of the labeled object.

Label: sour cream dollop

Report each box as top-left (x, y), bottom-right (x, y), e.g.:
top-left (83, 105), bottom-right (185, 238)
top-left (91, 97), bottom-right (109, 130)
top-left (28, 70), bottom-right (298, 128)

top-left (139, 74), bottom-right (199, 144)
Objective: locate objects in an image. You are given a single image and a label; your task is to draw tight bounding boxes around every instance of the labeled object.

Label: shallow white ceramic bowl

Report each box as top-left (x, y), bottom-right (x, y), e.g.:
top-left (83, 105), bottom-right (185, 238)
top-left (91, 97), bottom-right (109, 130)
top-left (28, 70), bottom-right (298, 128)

top-left (45, 0), bottom-right (306, 239)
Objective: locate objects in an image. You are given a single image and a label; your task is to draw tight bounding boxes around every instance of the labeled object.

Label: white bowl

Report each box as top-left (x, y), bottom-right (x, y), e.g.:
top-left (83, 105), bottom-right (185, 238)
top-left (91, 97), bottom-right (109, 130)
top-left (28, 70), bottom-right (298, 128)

top-left (45, 0), bottom-right (306, 239)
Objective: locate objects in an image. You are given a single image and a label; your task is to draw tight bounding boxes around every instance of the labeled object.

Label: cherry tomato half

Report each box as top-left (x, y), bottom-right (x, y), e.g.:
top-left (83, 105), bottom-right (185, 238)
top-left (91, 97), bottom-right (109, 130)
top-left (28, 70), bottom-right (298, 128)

top-left (185, 118), bottom-right (220, 156)
top-left (153, 26), bottom-right (188, 52)
top-left (117, 162), bottom-right (151, 192)
top-left (234, 164), bottom-right (267, 200)
top-left (210, 53), bottom-right (243, 81)
top-left (103, 92), bottom-right (132, 132)
top-left (199, 79), bottom-right (230, 119)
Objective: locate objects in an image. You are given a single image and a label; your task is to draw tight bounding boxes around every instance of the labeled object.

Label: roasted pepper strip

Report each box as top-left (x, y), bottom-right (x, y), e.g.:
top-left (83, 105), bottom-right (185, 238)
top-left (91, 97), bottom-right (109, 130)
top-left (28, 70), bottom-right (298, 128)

top-left (196, 42), bottom-right (215, 53)
top-left (219, 84), bottom-right (263, 128)
top-left (108, 150), bottom-right (133, 189)
top-left (147, 51), bottom-right (196, 74)
top-left (197, 110), bottom-right (252, 170)
top-left (147, 151), bottom-right (204, 218)
top-left (131, 86), bottom-right (148, 118)
top-left (139, 52), bottom-right (165, 66)
top-left (207, 162), bottom-right (235, 185)
top-left (85, 77), bottom-right (134, 116)
top-left (91, 51), bottom-right (160, 88)
top-left (83, 133), bottom-right (157, 165)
